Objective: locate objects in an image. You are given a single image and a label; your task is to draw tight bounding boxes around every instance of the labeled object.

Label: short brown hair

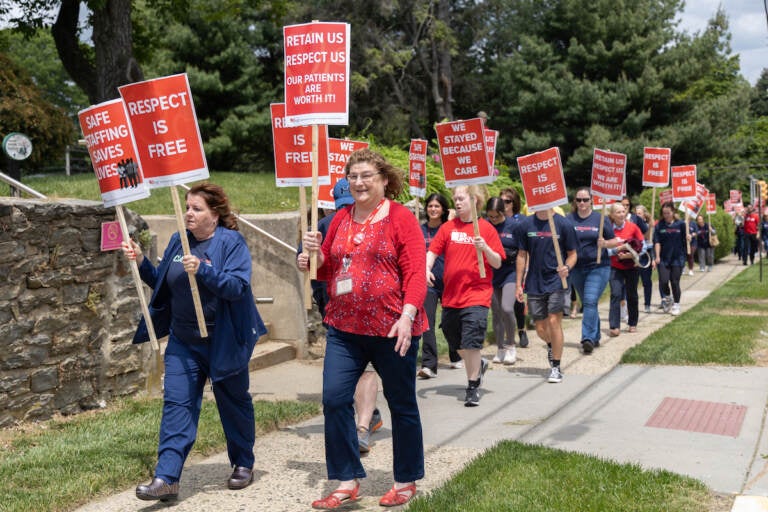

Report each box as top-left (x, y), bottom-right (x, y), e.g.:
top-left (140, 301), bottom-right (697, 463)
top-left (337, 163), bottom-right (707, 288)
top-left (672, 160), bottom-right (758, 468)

top-left (186, 183), bottom-right (238, 230)
top-left (344, 148), bottom-right (404, 199)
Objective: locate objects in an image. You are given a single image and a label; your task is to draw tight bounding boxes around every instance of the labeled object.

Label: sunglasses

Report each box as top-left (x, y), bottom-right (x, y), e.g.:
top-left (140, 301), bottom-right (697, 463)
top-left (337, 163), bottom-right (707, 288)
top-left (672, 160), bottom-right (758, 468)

top-left (502, 199), bottom-right (513, 204)
top-left (575, 197), bottom-right (591, 203)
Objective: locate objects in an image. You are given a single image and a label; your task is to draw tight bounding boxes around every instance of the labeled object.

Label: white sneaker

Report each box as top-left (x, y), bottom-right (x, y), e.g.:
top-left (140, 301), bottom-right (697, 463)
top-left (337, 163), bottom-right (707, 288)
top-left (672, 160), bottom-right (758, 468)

top-left (492, 349), bottom-right (505, 363)
top-left (688, 270), bottom-right (694, 276)
top-left (547, 366), bottom-right (563, 383)
top-left (503, 346), bottom-right (517, 365)
top-left (417, 367), bottom-right (436, 379)
top-left (450, 360), bottom-right (464, 369)
top-left (671, 304), bottom-right (681, 316)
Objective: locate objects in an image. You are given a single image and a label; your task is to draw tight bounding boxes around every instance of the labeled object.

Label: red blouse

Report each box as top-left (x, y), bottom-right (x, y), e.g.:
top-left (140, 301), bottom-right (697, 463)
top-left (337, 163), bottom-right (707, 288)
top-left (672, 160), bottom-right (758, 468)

top-left (318, 200), bottom-right (427, 337)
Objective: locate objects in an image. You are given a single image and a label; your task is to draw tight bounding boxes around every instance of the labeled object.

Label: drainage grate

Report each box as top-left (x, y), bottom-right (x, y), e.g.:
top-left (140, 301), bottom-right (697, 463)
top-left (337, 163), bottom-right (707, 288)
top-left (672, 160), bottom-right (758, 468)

top-left (645, 397), bottom-right (746, 437)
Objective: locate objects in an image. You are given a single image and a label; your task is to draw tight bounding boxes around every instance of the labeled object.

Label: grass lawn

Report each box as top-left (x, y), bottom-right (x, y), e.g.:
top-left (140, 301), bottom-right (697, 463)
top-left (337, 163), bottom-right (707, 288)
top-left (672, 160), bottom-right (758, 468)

top-left (0, 398), bottom-right (318, 512)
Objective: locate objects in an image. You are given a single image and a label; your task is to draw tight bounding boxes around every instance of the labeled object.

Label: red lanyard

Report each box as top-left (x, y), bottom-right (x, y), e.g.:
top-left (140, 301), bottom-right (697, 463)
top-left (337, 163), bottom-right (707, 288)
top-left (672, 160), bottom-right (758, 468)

top-left (344, 199), bottom-right (386, 256)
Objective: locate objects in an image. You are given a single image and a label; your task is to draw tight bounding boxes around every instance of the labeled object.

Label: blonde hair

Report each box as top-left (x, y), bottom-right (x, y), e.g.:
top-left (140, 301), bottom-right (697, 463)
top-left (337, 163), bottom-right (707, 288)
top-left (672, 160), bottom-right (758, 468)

top-left (454, 185), bottom-right (487, 211)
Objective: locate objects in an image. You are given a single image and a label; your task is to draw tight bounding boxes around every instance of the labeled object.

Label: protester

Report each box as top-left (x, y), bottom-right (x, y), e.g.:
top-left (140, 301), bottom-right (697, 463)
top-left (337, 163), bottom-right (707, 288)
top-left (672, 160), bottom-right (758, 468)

top-left (694, 214), bottom-right (716, 272)
top-left (734, 208), bottom-right (745, 257)
top-left (515, 208), bottom-right (577, 383)
top-left (299, 148), bottom-right (426, 508)
top-left (761, 212), bottom-right (768, 254)
top-left (500, 187), bottom-right (529, 347)
top-left (567, 188), bottom-right (617, 353)
top-left (654, 202), bottom-right (688, 316)
top-left (635, 204), bottom-right (655, 313)
top-left (427, 185), bottom-right (503, 406)
top-left (743, 203), bottom-right (759, 265)
top-left (622, 195), bottom-right (648, 236)
top-left (607, 203), bottom-right (644, 335)
top-left (418, 192), bottom-right (462, 378)
top-left (686, 215), bottom-right (697, 276)
top-left (124, 183), bottom-right (266, 501)
top-left (298, 179), bottom-right (383, 453)
top-left (485, 196), bottom-right (520, 365)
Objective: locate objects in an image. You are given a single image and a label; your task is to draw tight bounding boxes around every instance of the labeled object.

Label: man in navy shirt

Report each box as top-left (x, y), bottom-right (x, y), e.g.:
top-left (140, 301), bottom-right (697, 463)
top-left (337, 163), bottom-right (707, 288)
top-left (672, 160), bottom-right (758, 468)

top-left (515, 208), bottom-right (577, 383)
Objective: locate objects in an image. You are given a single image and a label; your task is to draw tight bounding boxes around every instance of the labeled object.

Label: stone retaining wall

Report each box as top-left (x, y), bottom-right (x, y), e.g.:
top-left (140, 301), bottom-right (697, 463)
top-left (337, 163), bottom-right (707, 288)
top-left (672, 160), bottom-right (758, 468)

top-left (0, 198), bottom-right (150, 427)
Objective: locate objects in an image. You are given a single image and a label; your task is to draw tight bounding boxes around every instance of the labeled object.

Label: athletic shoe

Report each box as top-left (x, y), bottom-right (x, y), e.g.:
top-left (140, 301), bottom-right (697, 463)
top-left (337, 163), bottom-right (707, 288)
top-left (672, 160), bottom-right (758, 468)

top-left (644, 305), bottom-right (651, 314)
top-left (581, 340), bottom-right (594, 354)
top-left (464, 386), bottom-right (480, 407)
top-left (369, 409), bottom-right (383, 433)
top-left (688, 269), bottom-right (694, 276)
top-left (518, 330), bottom-right (529, 348)
top-left (492, 349), bottom-right (505, 363)
top-left (450, 360), bottom-right (464, 369)
top-left (661, 296), bottom-right (672, 314)
top-left (503, 346), bottom-right (517, 365)
top-left (358, 426), bottom-right (371, 453)
top-left (547, 366), bottom-right (563, 383)
top-left (671, 304), bottom-right (681, 316)
top-left (479, 358), bottom-right (489, 385)
top-left (417, 367), bottom-right (436, 379)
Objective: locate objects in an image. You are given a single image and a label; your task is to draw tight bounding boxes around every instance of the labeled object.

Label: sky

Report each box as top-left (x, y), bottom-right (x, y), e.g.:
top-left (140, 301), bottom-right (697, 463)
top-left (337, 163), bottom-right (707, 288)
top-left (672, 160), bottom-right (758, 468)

top-left (677, 0), bottom-right (768, 84)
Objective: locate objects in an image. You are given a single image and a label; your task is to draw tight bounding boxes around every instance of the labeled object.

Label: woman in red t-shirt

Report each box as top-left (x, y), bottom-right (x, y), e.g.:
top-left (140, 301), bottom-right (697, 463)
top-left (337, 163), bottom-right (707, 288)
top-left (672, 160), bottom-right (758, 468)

top-left (608, 203), bottom-right (644, 336)
top-left (299, 149), bottom-right (426, 509)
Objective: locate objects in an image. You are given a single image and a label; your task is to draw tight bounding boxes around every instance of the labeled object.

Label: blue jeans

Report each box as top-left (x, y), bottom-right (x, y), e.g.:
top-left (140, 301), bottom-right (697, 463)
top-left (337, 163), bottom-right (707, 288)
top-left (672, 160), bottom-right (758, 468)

top-left (570, 264), bottom-right (610, 344)
top-left (322, 327), bottom-right (424, 483)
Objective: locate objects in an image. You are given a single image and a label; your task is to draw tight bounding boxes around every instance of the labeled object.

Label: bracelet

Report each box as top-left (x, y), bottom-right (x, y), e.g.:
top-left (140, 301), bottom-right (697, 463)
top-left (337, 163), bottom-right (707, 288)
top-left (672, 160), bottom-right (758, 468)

top-left (403, 310), bottom-right (415, 322)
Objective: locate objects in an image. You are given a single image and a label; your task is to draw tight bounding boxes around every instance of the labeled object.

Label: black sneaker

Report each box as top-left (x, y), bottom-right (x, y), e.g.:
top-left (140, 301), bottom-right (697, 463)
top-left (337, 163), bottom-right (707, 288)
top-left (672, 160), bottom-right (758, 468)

top-left (518, 330), bottom-right (529, 348)
top-left (581, 340), bottom-right (594, 354)
top-left (464, 386), bottom-right (480, 406)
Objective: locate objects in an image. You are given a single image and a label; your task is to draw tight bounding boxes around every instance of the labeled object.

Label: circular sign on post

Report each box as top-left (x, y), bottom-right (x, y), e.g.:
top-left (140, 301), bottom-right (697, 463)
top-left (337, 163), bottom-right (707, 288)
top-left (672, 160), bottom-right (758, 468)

top-left (2, 132), bottom-right (33, 161)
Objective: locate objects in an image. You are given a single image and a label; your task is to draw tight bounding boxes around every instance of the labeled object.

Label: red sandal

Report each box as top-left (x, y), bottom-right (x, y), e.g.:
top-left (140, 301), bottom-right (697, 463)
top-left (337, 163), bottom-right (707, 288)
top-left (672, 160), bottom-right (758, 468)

top-left (379, 483), bottom-right (416, 507)
top-left (311, 481), bottom-right (361, 510)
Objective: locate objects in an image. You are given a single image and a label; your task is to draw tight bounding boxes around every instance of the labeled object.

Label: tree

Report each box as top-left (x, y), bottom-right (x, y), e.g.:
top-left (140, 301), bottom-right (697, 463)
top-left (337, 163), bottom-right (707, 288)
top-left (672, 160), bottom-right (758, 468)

top-left (2, 0), bottom-right (142, 104)
top-left (0, 51), bottom-right (75, 168)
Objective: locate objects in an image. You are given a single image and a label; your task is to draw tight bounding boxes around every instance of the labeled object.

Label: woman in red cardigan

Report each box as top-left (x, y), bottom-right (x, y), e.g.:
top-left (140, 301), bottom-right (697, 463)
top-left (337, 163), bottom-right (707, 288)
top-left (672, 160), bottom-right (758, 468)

top-left (299, 149), bottom-right (426, 509)
top-left (608, 202), bottom-right (645, 336)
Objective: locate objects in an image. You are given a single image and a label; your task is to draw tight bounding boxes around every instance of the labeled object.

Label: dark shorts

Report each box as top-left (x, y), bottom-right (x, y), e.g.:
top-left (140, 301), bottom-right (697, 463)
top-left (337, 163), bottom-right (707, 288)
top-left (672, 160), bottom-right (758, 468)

top-left (441, 306), bottom-right (488, 351)
top-left (527, 289), bottom-right (566, 320)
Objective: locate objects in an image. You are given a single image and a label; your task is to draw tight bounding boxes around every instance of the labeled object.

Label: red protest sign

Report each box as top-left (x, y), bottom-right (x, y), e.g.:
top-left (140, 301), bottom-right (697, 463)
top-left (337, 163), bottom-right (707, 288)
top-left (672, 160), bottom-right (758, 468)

top-left (118, 73), bottom-right (208, 187)
top-left (671, 165), bottom-right (697, 202)
top-left (408, 139), bottom-right (428, 198)
top-left (730, 189), bottom-right (742, 203)
top-left (78, 99), bottom-right (150, 207)
top-left (484, 129), bottom-right (499, 172)
top-left (706, 193), bottom-right (717, 215)
top-left (435, 118), bottom-right (493, 187)
top-left (590, 148), bottom-right (626, 201)
top-left (318, 138), bottom-right (368, 209)
top-left (516, 147), bottom-right (568, 211)
top-left (592, 195), bottom-right (616, 210)
top-left (660, 189), bottom-right (674, 205)
top-left (283, 22), bottom-right (350, 127)
top-left (642, 147), bottom-right (671, 187)
top-left (270, 103), bottom-right (330, 187)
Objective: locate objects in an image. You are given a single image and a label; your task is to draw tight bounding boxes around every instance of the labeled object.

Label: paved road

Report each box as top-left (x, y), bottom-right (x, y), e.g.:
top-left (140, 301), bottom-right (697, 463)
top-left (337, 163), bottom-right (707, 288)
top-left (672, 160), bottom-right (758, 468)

top-left (76, 256), bottom-right (768, 512)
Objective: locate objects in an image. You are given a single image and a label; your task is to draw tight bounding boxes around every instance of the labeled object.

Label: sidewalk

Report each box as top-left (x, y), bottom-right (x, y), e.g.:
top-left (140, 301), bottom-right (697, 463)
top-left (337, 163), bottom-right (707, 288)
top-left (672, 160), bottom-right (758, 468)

top-left (76, 255), bottom-right (768, 512)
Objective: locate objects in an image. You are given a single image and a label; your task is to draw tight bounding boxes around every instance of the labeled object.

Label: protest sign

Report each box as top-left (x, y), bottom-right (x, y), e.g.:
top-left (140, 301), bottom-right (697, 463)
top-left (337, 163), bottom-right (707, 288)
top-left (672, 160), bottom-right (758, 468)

top-left (642, 147), bottom-right (671, 187)
top-left (707, 193), bottom-right (717, 215)
top-left (516, 147), bottom-right (568, 211)
top-left (118, 73), bottom-right (208, 187)
top-left (271, 103), bottom-right (330, 187)
top-left (435, 118), bottom-right (493, 187)
top-left (671, 165), bottom-right (697, 202)
top-left (590, 148), bottom-right (626, 201)
top-left (660, 189), bottom-right (673, 205)
top-left (592, 195), bottom-right (615, 210)
top-left (730, 189), bottom-right (742, 204)
top-left (318, 138), bottom-right (368, 209)
top-left (78, 99), bottom-right (150, 207)
top-left (283, 21), bottom-right (350, 127)
top-left (484, 129), bottom-right (499, 172)
top-left (408, 139), bottom-right (428, 198)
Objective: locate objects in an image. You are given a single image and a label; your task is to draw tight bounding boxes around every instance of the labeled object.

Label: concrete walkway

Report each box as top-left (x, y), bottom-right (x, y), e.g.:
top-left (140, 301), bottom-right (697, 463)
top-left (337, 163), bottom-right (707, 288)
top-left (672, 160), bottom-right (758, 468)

top-left (75, 255), bottom-right (768, 512)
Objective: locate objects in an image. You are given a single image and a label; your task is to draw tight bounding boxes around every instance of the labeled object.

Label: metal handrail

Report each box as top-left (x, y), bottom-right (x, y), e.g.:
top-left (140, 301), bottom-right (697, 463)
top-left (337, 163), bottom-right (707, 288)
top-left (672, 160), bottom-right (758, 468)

top-left (0, 171), bottom-right (47, 199)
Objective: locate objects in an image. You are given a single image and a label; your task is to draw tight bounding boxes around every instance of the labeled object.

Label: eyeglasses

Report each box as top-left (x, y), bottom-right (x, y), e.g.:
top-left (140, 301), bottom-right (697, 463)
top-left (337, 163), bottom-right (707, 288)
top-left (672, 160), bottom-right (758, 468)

top-left (502, 199), bottom-right (513, 204)
top-left (347, 172), bottom-right (380, 183)
top-left (575, 197), bottom-right (590, 203)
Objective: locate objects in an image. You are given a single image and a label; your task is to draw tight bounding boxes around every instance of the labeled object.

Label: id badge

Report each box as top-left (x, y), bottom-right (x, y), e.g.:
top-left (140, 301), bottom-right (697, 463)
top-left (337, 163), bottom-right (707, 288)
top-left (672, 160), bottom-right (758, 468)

top-left (336, 273), bottom-right (353, 295)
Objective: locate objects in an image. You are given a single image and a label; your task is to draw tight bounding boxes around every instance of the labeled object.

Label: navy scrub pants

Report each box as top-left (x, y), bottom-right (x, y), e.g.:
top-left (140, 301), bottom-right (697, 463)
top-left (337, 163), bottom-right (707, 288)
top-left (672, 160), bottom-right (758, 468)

top-left (154, 335), bottom-right (255, 483)
top-left (322, 326), bottom-right (424, 483)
